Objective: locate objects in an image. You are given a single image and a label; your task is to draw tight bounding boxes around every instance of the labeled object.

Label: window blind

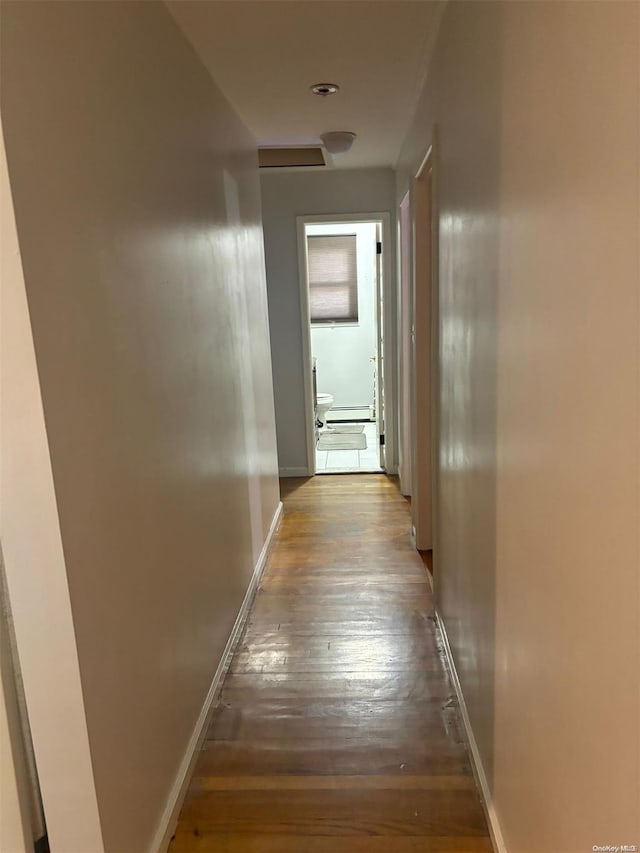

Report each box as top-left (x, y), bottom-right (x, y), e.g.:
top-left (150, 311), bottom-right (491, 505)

top-left (307, 234), bottom-right (358, 324)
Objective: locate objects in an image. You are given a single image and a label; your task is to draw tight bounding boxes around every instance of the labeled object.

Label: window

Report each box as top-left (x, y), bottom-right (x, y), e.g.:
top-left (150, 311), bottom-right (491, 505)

top-left (307, 234), bottom-right (358, 324)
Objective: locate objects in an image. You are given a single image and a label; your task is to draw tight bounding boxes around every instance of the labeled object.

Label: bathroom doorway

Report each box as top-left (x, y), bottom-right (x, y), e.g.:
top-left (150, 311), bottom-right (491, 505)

top-left (296, 213), bottom-right (393, 475)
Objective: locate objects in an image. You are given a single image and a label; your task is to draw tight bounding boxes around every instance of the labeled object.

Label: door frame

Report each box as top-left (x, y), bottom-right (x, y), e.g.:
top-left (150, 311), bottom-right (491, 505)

top-left (411, 140), bottom-right (440, 560)
top-left (296, 212), bottom-right (395, 476)
top-left (397, 190), bottom-right (412, 496)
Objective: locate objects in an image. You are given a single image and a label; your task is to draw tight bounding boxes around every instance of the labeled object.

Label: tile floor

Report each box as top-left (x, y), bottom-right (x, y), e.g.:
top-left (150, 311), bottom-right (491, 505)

top-left (315, 421), bottom-right (382, 473)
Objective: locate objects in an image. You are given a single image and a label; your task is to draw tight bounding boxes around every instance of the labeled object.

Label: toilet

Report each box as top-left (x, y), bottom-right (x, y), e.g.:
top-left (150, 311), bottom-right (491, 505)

top-left (316, 393), bottom-right (334, 429)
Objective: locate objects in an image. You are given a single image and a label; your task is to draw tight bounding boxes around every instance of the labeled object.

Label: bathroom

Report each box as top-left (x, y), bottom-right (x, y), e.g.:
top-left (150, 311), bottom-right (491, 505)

top-left (308, 220), bottom-right (383, 473)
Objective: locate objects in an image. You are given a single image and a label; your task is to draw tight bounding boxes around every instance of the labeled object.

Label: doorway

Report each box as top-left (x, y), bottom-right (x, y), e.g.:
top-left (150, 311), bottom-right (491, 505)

top-left (296, 213), bottom-right (393, 475)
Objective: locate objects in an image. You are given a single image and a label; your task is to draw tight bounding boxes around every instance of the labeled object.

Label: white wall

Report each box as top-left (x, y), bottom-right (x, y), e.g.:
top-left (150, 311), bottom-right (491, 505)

top-left (309, 222), bottom-right (377, 414)
top-left (1, 2), bottom-right (280, 851)
top-left (261, 168), bottom-right (395, 474)
top-left (397, 2), bottom-right (640, 850)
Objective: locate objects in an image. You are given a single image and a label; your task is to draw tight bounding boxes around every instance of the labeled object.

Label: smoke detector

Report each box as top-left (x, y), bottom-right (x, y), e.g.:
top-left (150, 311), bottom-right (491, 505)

top-left (311, 83), bottom-right (340, 96)
top-left (320, 131), bottom-right (357, 155)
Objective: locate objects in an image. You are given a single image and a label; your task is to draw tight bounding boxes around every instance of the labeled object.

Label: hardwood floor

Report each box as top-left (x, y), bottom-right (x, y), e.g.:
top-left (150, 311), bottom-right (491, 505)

top-left (170, 475), bottom-right (491, 852)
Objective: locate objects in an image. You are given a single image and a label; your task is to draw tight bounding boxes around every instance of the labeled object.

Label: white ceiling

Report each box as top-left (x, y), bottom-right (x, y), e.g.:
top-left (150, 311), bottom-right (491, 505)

top-left (168, 1), bottom-right (439, 169)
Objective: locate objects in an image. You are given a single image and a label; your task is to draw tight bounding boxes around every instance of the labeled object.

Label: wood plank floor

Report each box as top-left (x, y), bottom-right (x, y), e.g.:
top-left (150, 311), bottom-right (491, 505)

top-left (170, 475), bottom-right (492, 852)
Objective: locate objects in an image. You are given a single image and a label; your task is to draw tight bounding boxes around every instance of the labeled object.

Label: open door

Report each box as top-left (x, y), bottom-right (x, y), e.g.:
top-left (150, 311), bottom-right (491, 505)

top-left (398, 192), bottom-right (412, 496)
top-left (411, 148), bottom-right (436, 551)
top-left (375, 223), bottom-right (385, 470)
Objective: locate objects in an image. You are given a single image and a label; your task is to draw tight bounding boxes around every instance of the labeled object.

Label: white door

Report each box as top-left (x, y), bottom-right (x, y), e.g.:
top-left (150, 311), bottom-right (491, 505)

top-left (375, 222), bottom-right (385, 470)
top-left (411, 155), bottom-right (434, 550)
top-left (398, 193), bottom-right (412, 495)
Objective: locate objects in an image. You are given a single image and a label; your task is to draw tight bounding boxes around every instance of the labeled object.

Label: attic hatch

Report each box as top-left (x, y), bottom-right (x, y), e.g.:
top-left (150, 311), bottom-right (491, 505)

top-left (258, 147), bottom-right (326, 168)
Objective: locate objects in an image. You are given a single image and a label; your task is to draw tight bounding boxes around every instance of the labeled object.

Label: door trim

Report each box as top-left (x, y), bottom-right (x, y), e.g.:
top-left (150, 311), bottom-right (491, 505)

top-left (296, 212), bottom-right (395, 476)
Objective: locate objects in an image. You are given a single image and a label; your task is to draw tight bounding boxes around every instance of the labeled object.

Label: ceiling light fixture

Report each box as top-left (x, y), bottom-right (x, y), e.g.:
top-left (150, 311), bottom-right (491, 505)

top-left (321, 131), bottom-right (357, 155)
top-left (311, 83), bottom-right (340, 96)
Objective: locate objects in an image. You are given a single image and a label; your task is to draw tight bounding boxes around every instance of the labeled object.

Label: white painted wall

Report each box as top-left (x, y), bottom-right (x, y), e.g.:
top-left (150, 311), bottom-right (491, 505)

top-left (261, 168), bottom-right (395, 474)
top-left (397, 1), bottom-right (640, 850)
top-left (309, 222), bottom-right (377, 414)
top-left (1, 3), bottom-right (280, 851)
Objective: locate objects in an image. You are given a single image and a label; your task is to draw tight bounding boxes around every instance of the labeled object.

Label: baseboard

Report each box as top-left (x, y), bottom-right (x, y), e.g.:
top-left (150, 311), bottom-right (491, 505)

top-left (435, 609), bottom-right (508, 853)
top-left (150, 501), bottom-right (284, 853)
top-left (279, 466), bottom-right (310, 477)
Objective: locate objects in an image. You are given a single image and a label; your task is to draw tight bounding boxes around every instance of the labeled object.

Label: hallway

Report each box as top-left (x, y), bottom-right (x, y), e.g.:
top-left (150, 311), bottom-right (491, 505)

top-left (170, 475), bottom-right (491, 851)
